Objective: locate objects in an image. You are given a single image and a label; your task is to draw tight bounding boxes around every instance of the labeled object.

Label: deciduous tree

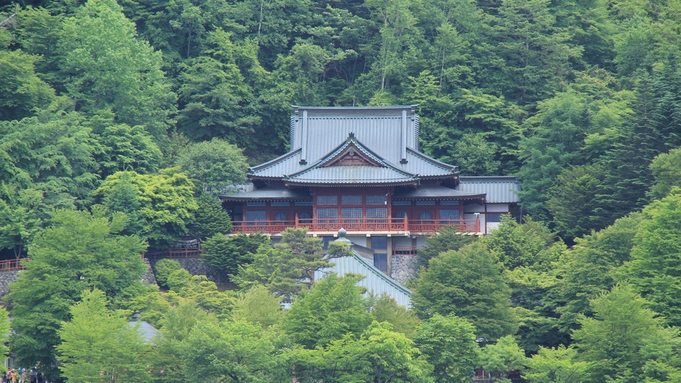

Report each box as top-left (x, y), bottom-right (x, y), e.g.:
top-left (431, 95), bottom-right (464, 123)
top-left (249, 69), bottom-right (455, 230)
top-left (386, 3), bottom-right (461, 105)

top-left (57, 289), bottom-right (152, 383)
top-left (9, 210), bottom-right (148, 379)
top-left (412, 242), bottom-right (517, 340)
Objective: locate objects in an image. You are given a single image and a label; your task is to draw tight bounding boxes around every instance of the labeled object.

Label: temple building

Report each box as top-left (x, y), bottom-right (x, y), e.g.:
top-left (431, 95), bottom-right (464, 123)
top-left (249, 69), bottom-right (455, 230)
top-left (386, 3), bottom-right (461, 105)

top-left (221, 106), bottom-right (519, 281)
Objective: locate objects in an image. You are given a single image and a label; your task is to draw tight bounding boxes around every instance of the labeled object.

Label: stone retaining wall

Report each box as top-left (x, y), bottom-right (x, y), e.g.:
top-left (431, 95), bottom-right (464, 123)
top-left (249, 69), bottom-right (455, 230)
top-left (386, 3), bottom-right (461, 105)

top-left (0, 270), bottom-right (20, 298)
top-left (390, 255), bottom-right (419, 285)
top-left (147, 257), bottom-right (227, 284)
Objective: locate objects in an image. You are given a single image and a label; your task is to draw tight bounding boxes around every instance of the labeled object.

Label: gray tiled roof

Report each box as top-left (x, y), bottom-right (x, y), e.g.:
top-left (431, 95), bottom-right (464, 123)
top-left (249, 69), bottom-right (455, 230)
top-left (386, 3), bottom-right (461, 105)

top-left (129, 320), bottom-right (157, 343)
top-left (290, 106), bottom-right (419, 165)
top-left (400, 148), bottom-right (457, 177)
top-left (315, 251), bottom-right (411, 307)
top-left (458, 176), bottom-right (520, 203)
top-left (250, 149), bottom-right (303, 178)
top-left (286, 166), bottom-right (418, 185)
top-left (284, 136), bottom-right (419, 186)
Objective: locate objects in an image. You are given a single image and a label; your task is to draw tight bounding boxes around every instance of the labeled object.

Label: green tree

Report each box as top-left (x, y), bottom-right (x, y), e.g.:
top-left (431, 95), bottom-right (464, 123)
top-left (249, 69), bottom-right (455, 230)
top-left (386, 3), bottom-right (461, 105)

top-left (649, 148), bottom-right (681, 200)
top-left (174, 138), bottom-right (249, 196)
top-left (232, 284), bottom-right (284, 328)
top-left (282, 274), bottom-right (373, 349)
top-left (149, 300), bottom-right (214, 383)
top-left (524, 345), bottom-right (588, 383)
top-left (414, 314), bottom-right (479, 383)
top-left (57, 289), bottom-right (152, 383)
top-left (625, 191), bottom-right (681, 326)
top-left (59, 0), bottom-right (176, 145)
top-left (551, 213), bottom-right (641, 332)
top-left (370, 294), bottom-right (421, 338)
top-left (293, 321), bottom-right (433, 383)
top-left (201, 233), bottom-right (268, 280)
top-left (366, 0), bottom-right (421, 93)
top-left (9, 210), bottom-right (148, 378)
top-left (89, 114), bottom-right (163, 178)
top-left (418, 225), bottom-right (478, 268)
top-left (0, 305), bottom-right (10, 372)
top-left (0, 49), bottom-right (55, 121)
top-left (0, 110), bottom-right (101, 209)
top-left (187, 194), bottom-right (232, 239)
top-left (182, 319), bottom-right (287, 382)
top-left (484, 0), bottom-right (581, 106)
top-left (176, 30), bottom-right (262, 145)
top-left (572, 284), bottom-right (681, 383)
top-left (412, 242), bottom-right (517, 340)
top-left (546, 164), bottom-right (609, 242)
top-left (165, 271), bottom-right (235, 318)
top-left (94, 169), bottom-right (198, 247)
top-left (0, 183), bottom-right (43, 258)
top-left (154, 259), bottom-right (183, 288)
top-left (479, 335), bottom-right (527, 381)
top-left (233, 229), bottom-right (336, 297)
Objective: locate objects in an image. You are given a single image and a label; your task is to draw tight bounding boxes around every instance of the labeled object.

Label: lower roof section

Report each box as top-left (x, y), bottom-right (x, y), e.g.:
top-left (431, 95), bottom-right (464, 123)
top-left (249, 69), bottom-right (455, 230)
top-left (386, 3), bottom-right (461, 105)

top-left (459, 176), bottom-right (520, 203)
top-left (314, 251), bottom-right (411, 308)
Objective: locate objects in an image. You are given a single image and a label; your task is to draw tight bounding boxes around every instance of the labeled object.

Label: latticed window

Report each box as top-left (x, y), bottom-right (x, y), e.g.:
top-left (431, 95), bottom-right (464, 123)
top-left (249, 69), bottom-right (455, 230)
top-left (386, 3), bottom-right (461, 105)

top-left (273, 212), bottom-right (288, 222)
top-left (317, 195), bottom-right (338, 205)
top-left (342, 195), bottom-right (362, 205)
top-left (245, 211), bottom-right (267, 225)
top-left (366, 195), bottom-right (387, 205)
top-left (341, 208), bottom-right (363, 218)
top-left (439, 209), bottom-right (460, 221)
top-left (317, 208), bottom-right (338, 218)
top-left (418, 211), bottom-right (433, 220)
top-left (366, 208), bottom-right (387, 218)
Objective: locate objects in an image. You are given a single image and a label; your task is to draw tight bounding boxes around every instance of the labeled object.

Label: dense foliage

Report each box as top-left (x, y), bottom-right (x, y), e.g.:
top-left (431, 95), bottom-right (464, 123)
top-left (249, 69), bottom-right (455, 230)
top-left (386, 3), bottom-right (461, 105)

top-left (3, 0), bottom-right (681, 381)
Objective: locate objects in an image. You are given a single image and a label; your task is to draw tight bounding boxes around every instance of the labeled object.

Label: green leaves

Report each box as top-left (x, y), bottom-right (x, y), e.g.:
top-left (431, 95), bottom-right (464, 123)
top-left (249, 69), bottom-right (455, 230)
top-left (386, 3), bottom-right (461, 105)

top-left (412, 242), bottom-right (518, 341)
top-left (58, 289), bottom-right (152, 383)
top-left (9, 210), bottom-right (147, 376)
top-left (59, 0), bottom-right (176, 145)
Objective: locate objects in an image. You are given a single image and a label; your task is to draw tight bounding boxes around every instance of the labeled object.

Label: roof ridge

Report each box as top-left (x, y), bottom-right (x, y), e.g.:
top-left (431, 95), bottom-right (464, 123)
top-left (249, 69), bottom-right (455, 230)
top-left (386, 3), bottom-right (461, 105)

top-left (284, 135), bottom-right (419, 181)
top-left (250, 148), bottom-right (301, 173)
top-left (405, 147), bottom-right (458, 173)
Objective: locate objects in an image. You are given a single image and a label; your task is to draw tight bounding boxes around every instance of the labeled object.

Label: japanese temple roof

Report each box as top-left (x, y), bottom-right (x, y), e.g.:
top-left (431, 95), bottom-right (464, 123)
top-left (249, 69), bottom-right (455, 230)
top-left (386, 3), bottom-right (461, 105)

top-left (282, 135), bottom-right (420, 186)
top-left (459, 176), bottom-right (520, 203)
top-left (250, 106), bottom-right (459, 182)
top-left (221, 185), bottom-right (311, 201)
top-left (393, 185), bottom-right (486, 200)
top-left (290, 106), bottom-right (420, 165)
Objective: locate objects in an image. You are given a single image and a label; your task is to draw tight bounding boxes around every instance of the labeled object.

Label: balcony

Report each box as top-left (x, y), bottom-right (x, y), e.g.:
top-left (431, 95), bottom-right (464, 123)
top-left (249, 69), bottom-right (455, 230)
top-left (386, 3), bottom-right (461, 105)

top-left (231, 216), bottom-right (480, 235)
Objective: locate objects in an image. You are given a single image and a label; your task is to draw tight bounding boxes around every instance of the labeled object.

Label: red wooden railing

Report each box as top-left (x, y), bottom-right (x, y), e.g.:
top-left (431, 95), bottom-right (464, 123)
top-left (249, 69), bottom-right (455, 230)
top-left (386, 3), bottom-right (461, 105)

top-left (231, 216), bottom-right (481, 235)
top-left (143, 248), bottom-right (201, 259)
top-left (0, 259), bottom-right (25, 271)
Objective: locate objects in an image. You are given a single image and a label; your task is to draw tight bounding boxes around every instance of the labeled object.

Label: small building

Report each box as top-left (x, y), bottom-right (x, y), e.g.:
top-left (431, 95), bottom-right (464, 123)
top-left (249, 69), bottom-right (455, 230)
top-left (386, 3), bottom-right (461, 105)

top-left (221, 106), bottom-right (519, 280)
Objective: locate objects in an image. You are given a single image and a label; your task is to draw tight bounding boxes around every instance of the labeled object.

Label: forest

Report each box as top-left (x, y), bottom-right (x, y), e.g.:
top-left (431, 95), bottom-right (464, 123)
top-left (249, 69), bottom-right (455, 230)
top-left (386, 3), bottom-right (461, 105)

top-left (2, 0), bottom-right (681, 381)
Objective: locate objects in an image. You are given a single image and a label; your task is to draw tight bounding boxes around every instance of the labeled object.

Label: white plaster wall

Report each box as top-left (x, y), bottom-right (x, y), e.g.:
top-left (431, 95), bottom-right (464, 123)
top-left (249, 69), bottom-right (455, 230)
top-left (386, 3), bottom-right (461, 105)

top-left (486, 203), bottom-right (510, 212)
